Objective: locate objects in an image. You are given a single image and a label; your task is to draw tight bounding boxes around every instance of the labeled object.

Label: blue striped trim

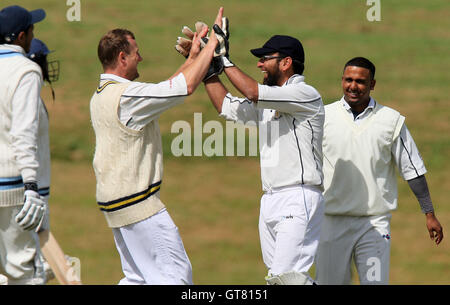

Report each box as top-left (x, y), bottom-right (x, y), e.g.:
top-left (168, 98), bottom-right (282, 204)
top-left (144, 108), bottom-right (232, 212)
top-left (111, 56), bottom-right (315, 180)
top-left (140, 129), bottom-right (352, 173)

top-left (38, 187), bottom-right (50, 197)
top-left (0, 51), bottom-right (23, 58)
top-left (0, 176), bottom-right (23, 183)
top-left (0, 176), bottom-right (24, 190)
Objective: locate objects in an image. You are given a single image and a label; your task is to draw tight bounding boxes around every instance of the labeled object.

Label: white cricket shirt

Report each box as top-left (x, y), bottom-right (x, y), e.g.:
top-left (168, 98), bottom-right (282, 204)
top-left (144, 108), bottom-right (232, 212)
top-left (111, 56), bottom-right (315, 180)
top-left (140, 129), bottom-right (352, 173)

top-left (220, 74), bottom-right (325, 192)
top-left (99, 73), bottom-right (187, 129)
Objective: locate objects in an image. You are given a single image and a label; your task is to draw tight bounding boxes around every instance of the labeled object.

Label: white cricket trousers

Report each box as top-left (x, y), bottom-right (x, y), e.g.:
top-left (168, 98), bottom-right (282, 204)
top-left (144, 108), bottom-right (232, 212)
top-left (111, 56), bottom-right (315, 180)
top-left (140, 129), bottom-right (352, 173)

top-left (0, 205), bottom-right (45, 285)
top-left (112, 208), bottom-right (193, 285)
top-left (259, 185), bottom-right (324, 277)
top-left (315, 214), bottom-right (391, 285)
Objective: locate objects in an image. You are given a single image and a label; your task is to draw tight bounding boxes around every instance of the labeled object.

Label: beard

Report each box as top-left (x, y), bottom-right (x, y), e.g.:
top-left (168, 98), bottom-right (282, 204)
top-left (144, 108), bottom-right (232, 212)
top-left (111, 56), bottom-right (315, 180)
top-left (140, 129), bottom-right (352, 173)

top-left (263, 69), bottom-right (282, 86)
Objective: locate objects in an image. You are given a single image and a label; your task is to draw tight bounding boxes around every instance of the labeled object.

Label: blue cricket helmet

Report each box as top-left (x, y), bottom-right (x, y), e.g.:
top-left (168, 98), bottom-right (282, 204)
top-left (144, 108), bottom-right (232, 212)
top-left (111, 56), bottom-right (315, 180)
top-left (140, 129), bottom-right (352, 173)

top-left (26, 38), bottom-right (60, 86)
top-left (27, 38), bottom-right (51, 58)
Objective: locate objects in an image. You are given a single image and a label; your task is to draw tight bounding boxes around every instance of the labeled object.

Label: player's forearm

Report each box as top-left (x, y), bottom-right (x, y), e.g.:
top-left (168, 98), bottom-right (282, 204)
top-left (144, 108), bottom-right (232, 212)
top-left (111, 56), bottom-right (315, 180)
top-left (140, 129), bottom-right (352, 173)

top-left (182, 42), bottom-right (216, 95)
top-left (407, 175), bottom-right (434, 214)
top-left (204, 76), bottom-right (228, 113)
top-left (224, 66), bottom-right (259, 102)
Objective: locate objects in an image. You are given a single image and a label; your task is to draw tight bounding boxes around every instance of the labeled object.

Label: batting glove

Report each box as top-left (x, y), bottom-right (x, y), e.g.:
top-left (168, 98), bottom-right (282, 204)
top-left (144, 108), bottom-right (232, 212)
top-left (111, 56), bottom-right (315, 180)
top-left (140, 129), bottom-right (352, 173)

top-left (15, 189), bottom-right (47, 232)
top-left (37, 198), bottom-right (50, 233)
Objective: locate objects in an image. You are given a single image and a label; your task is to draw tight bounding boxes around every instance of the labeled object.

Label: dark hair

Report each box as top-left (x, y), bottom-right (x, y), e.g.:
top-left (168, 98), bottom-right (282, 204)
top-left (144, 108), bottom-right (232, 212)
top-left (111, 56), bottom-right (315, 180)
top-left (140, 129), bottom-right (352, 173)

top-left (2, 24), bottom-right (32, 44)
top-left (278, 53), bottom-right (305, 75)
top-left (344, 57), bottom-right (376, 79)
top-left (32, 54), bottom-right (50, 82)
top-left (292, 60), bottom-right (304, 75)
top-left (97, 28), bottom-right (135, 69)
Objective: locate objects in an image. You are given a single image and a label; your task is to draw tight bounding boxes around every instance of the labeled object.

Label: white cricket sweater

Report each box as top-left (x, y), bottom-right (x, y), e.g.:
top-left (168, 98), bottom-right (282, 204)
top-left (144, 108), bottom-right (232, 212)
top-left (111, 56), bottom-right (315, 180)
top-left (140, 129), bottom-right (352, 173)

top-left (90, 80), bottom-right (165, 228)
top-left (0, 45), bottom-right (43, 206)
top-left (322, 100), bottom-right (405, 216)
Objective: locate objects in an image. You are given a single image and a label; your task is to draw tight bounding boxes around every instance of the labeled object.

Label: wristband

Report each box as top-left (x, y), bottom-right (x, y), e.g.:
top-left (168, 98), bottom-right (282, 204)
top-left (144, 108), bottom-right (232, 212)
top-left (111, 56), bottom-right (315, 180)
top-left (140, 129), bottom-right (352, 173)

top-left (24, 182), bottom-right (38, 192)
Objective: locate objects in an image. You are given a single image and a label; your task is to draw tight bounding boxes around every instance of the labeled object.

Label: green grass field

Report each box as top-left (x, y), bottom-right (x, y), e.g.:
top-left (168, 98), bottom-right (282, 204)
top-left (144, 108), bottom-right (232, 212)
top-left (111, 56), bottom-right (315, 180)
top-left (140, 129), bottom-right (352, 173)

top-left (3, 0), bottom-right (449, 284)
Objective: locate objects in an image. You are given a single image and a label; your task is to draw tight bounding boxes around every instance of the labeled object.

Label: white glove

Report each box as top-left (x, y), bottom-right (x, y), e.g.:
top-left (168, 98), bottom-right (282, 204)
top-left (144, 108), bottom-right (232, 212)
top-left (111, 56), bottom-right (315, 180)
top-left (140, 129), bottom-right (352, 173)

top-left (15, 190), bottom-right (47, 232)
top-left (37, 199), bottom-right (50, 233)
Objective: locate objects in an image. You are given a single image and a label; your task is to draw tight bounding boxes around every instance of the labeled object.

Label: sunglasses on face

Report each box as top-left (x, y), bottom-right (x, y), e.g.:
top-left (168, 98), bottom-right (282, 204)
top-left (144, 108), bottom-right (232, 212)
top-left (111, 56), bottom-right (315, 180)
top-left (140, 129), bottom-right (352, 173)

top-left (258, 55), bottom-right (286, 63)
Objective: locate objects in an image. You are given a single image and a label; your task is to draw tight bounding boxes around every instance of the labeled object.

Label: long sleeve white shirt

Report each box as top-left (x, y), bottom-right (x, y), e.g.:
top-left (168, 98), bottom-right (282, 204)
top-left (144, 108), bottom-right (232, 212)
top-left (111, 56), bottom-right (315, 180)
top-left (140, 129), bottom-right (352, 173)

top-left (220, 74), bottom-right (325, 191)
top-left (99, 73), bottom-right (187, 130)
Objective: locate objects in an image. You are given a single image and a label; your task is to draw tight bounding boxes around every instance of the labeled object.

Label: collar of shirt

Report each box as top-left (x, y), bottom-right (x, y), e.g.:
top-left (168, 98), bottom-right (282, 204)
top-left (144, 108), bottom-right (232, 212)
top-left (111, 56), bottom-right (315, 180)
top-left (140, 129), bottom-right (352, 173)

top-left (340, 96), bottom-right (376, 121)
top-left (0, 44), bottom-right (26, 55)
top-left (284, 74), bottom-right (305, 86)
top-left (100, 73), bottom-right (131, 83)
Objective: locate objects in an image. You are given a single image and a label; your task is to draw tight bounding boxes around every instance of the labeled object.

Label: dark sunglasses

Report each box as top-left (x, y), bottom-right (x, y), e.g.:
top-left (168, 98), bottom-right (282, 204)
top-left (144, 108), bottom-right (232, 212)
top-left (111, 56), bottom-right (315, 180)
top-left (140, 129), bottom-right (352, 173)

top-left (258, 55), bottom-right (286, 63)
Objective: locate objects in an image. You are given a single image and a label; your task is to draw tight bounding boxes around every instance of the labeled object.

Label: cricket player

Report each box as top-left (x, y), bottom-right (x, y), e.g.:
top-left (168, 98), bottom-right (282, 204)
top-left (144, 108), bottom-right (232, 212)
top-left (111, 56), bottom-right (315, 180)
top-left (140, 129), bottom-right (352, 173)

top-left (90, 8), bottom-right (223, 284)
top-left (181, 25), bottom-right (325, 284)
top-left (26, 38), bottom-right (59, 234)
top-left (0, 5), bottom-right (47, 284)
top-left (315, 57), bottom-right (443, 284)
top-left (26, 37), bottom-right (65, 283)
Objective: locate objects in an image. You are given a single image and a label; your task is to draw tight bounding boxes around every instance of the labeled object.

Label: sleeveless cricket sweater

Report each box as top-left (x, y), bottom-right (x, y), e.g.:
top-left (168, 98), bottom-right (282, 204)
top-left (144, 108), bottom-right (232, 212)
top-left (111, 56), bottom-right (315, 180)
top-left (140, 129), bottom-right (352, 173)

top-left (0, 50), bottom-right (42, 206)
top-left (90, 80), bottom-right (165, 228)
top-left (322, 100), bottom-right (405, 216)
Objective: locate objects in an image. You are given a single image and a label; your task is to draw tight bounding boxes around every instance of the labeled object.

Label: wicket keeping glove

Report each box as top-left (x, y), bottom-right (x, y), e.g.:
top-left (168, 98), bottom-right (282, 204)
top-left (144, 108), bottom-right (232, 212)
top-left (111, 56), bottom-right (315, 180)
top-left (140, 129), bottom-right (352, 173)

top-left (175, 22), bottom-right (208, 58)
top-left (202, 17), bottom-right (230, 79)
top-left (212, 17), bottom-right (234, 68)
top-left (203, 56), bottom-right (224, 81)
top-left (175, 18), bottom-right (230, 58)
top-left (174, 21), bottom-right (224, 80)
top-left (15, 189), bottom-right (47, 232)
